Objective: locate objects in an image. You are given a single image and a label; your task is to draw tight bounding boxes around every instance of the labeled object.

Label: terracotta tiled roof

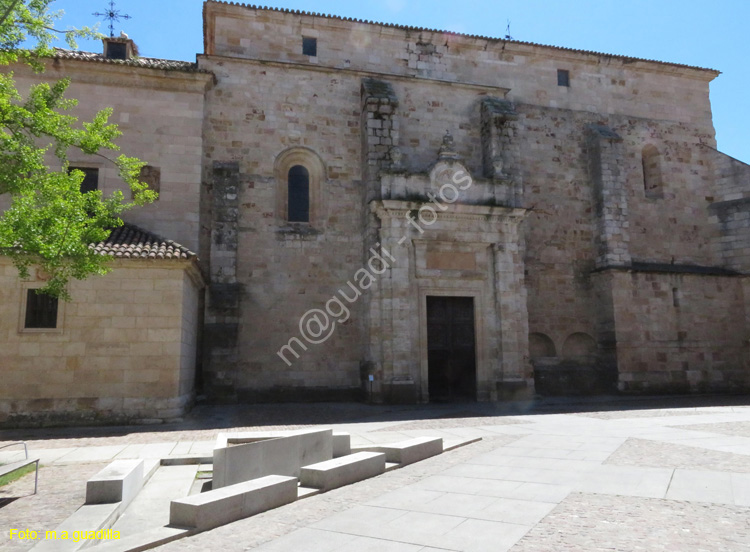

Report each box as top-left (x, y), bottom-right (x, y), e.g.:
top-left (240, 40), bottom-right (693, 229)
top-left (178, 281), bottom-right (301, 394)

top-left (90, 223), bottom-right (196, 260)
top-left (207, 1), bottom-right (719, 74)
top-left (53, 48), bottom-right (208, 73)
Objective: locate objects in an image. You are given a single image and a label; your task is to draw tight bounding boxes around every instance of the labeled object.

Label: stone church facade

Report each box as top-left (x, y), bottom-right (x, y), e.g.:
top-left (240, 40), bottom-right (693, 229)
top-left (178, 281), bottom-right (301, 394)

top-left (2, 1), bottom-right (749, 424)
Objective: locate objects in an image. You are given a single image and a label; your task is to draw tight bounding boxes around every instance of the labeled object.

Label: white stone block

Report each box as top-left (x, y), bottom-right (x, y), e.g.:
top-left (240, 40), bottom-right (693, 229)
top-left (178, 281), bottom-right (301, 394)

top-left (169, 475), bottom-right (297, 531)
top-left (368, 437), bottom-right (443, 465)
top-left (332, 432), bottom-right (351, 458)
top-left (85, 459), bottom-right (144, 505)
top-left (300, 451), bottom-right (385, 492)
top-left (213, 429), bottom-right (332, 488)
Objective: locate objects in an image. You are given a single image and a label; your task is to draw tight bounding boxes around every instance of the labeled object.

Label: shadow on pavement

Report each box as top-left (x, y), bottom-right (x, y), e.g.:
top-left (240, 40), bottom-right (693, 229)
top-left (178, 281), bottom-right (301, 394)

top-left (1, 393), bottom-right (748, 445)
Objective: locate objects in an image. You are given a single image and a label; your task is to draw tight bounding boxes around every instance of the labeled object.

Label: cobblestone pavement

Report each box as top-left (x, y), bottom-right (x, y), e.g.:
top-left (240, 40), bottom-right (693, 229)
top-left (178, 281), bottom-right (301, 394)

top-left (606, 437), bottom-right (750, 472)
top-left (1, 462), bottom-right (109, 550)
top-left (673, 420), bottom-right (750, 438)
top-left (1, 396), bottom-right (749, 551)
top-left (509, 492), bottom-right (750, 552)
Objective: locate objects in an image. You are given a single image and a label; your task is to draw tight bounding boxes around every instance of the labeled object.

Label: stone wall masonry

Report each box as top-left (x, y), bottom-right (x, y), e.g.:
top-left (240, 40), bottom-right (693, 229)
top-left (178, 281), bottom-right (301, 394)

top-left (204, 2), bottom-right (719, 132)
top-left (9, 61), bottom-right (211, 254)
top-left (203, 162), bottom-right (241, 399)
top-left (0, 259), bottom-right (200, 427)
top-left (611, 270), bottom-right (749, 393)
top-left (200, 58), bottom-right (365, 397)
top-left (480, 98), bottom-right (523, 206)
top-left (522, 105), bottom-right (722, 375)
top-left (361, 78), bottom-right (400, 189)
top-left (709, 146), bottom-right (750, 202)
top-left (587, 124), bottom-right (632, 269)
top-left (179, 271), bottom-right (203, 402)
top-left (706, 147), bottom-right (750, 271)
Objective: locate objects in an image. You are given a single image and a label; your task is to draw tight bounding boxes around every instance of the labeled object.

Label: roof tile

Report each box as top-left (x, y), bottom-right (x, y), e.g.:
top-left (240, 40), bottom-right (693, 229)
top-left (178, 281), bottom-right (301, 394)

top-left (89, 223), bottom-right (196, 261)
top-left (53, 48), bottom-right (208, 73)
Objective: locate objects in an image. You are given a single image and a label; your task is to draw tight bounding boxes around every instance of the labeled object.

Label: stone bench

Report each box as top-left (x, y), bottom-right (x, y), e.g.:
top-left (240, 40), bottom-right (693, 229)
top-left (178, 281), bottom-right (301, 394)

top-left (332, 432), bottom-right (351, 458)
top-left (169, 475), bottom-right (298, 531)
top-left (213, 429), bottom-right (332, 489)
top-left (86, 459), bottom-right (145, 505)
top-left (367, 437), bottom-right (443, 465)
top-left (300, 452), bottom-right (385, 492)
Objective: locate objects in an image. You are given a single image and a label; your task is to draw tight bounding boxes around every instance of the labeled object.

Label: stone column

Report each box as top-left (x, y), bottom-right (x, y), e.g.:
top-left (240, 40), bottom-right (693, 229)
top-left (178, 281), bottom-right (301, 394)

top-left (493, 219), bottom-right (534, 399)
top-left (361, 78), bottom-right (401, 402)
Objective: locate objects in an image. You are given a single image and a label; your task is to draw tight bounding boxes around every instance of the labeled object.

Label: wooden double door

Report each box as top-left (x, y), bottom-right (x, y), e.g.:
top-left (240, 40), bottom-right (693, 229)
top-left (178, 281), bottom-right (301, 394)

top-left (426, 296), bottom-right (477, 402)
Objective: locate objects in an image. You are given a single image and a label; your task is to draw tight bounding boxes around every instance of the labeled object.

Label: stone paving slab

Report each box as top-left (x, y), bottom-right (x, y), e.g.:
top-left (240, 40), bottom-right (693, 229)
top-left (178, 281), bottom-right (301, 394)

top-left (112, 465), bottom-right (199, 535)
top-left (665, 469), bottom-right (736, 505)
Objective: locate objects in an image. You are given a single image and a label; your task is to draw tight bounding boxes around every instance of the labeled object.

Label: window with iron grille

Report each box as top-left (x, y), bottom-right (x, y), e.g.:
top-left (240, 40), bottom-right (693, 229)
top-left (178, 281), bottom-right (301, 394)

top-left (557, 69), bottom-right (570, 87)
top-left (24, 290), bottom-right (58, 329)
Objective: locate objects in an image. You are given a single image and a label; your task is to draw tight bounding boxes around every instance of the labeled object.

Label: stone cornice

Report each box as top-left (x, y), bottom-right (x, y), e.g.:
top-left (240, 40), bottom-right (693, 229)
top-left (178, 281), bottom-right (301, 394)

top-left (11, 58), bottom-right (216, 93)
top-left (371, 200), bottom-right (527, 223)
top-left (198, 54), bottom-right (511, 95)
top-left (204, 1), bottom-right (720, 81)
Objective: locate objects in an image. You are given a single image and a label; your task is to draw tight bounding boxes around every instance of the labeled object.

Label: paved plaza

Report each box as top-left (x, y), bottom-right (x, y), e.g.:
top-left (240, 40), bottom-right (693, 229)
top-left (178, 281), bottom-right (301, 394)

top-left (1, 396), bottom-right (750, 551)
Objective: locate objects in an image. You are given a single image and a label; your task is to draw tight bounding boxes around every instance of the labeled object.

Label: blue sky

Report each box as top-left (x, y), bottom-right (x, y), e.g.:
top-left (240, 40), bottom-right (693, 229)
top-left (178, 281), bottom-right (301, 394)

top-left (52, 0), bottom-right (748, 162)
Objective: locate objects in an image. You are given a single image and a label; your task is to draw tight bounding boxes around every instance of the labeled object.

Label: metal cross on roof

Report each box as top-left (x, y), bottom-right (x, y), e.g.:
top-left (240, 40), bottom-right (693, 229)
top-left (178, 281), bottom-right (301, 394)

top-left (93, 1), bottom-right (132, 38)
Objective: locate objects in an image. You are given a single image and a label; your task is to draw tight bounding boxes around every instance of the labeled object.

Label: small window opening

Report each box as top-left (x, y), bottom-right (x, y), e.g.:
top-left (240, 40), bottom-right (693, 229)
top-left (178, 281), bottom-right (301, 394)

top-left (557, 69), bottom-right (570, 87)
top-left (106, 42), bottom-right (128, 60)
top-left (672, 287), bottom-right (680, 308)
top-left (25, 290), bottom-right (58, 329)
top-left (288, 165), bottom-right (310, 222)
top-left (69, 167), bottom-right (99, 193)
top-left (302, 37), bottom-right (317, 57)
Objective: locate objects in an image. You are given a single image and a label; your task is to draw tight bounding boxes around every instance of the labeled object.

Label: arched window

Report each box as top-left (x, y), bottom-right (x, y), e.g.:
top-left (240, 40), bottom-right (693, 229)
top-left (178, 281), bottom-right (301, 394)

top-left (642, 144), bottom-right (663, 199)
top-left (274, 147), bottom-right (325, 227)
top-left (287, 165), bottom-right (310, 222)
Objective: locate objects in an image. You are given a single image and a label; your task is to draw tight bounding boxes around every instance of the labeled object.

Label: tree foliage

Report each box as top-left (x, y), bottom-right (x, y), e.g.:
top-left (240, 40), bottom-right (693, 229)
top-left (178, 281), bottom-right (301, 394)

top-left (0, 0), bottom-right (156, 299)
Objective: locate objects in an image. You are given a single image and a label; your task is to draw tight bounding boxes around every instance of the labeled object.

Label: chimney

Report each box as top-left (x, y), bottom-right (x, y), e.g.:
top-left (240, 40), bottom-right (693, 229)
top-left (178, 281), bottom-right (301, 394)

top-left (102, 36), bottom-right (136, 60)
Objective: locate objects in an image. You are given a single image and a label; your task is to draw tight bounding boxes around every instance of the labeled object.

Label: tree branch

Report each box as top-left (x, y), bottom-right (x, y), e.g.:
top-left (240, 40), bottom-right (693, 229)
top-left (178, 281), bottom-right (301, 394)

top-left (0, 0), bottom-right (23, 29)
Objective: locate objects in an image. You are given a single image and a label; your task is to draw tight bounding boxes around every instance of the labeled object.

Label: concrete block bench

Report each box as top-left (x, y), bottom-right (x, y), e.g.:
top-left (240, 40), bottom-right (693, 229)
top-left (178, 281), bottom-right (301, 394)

top-left (368, 437), bottom-right (443, 465)
top-left (300, 452), bottom-right (385, 492)
top-left (169, 475), bottom-right (298, 531)
top-left (86, 459), bottom-right (145, 505)
top-left (332, 432), bottom-right (351, 458)
top-left (213, 429), bottom-right (332, 488)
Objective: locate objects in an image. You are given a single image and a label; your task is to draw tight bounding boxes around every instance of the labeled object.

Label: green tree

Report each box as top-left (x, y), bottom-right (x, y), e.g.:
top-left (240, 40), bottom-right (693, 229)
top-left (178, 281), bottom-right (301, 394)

top-left (0, 0), bottom-right (156, 299)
